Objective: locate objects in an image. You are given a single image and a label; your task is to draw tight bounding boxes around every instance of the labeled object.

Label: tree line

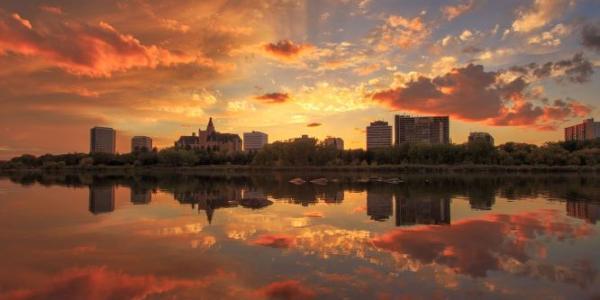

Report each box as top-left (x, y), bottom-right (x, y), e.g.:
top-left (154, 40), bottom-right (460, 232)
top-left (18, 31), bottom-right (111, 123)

top-left (1, 138), bottom-right (599, 169)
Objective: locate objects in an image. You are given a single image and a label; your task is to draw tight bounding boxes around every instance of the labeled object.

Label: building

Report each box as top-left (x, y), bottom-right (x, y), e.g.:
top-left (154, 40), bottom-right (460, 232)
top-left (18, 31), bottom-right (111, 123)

top-left (394, 115), bottom-right (449, 145)
top-left (468, 132), bottom-right (494, 145)
top-left (131, 136), bottom-right (152, 152)
top-left (366, 121), bottom-right (392, 150)
top-left (243, 131), bottom-right (268, 151)
top-left (565, 118), bottom-right (600, 141)
top-left (367, 190), bottom-right (393, 221)
top-left (395, 195), bottom-right (451, 226)
top-left (89, 185), bottom-right (115, 214)
top-left (323, 137), bottom-right (344, 150)
top-left (293, 134), bottom-right (317, 143)
top-left (566, 201), bottom-right (600, 224)
top-left (175, 118), bottom-right (242, 153)
top-left (90, 127), bottom-right (116, 154)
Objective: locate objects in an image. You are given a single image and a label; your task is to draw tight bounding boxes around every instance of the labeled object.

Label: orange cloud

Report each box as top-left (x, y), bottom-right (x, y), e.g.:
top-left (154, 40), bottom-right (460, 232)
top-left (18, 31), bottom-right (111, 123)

top-left (0, 10), bottom-right (199, 77)
top-left (255, 92), bottom-right (289, 103)
top-left (307, 122), bottom-right (321, 127)
top-left (263, 40), bottom-right (314, 61)
top-left (441, 0), bottom-right (475, 21)
top-left (0, 266), bottom-right (208, 300)
top-left (250, 234), bottom-right (296, 248)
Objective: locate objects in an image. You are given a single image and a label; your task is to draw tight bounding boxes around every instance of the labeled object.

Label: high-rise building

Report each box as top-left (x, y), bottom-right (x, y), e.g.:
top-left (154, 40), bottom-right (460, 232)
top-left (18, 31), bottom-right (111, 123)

top-left (468, 132), bottom-right (494, 145)
top-left (394, 115), bottom-right (449, 145)
top-left (366, 121), bottom-right (392, 150)
top-left (90, 127), bottom-right (116, 154)
top-left (323, 137), bottom-right (344, 150)
top-left (89, 185), bottom-right (115, 214)
top-left (243, 131), bottom-right (268, 151)
top-left (131, 136), bottom-right (152, 152)
top-left (565, 118), bottom-right (600, 141)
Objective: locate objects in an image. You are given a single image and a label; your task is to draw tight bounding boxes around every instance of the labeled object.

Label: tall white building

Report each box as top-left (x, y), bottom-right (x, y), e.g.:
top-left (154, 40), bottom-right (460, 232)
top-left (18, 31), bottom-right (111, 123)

top-left (131, 136), bottom-right (153, 152)
top-left (366, 121), bottom-right (392, 150)
top-left (565, 118), bottom-right (600, 141)
top-left (90, 127), bottom-right (116, 154)
top-left (243, 131), bottom-right (268, 151)
top-left (324, 137), bottom-right (344, 150)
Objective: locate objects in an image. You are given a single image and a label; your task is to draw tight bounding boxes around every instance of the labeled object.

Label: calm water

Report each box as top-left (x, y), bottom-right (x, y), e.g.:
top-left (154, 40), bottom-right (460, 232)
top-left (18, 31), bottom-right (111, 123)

top-left (0, 173), bottom-right (599, 300)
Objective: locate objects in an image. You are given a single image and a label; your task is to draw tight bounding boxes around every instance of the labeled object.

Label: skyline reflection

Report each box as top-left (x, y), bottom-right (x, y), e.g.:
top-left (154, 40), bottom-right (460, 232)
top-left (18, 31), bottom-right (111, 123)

top-left (0, 173), bottom-right (599, 299)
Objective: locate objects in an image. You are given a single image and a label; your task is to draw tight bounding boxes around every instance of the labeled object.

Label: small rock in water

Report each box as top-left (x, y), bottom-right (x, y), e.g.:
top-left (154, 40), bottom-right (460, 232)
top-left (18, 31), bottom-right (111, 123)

top-left (310, 178), bottom-right (328, 185)
top-left (289, 178), bottom-right (306, 185)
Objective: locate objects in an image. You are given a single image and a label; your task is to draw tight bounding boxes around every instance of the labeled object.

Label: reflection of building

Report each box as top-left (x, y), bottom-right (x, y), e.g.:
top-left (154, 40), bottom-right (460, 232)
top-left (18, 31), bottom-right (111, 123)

top-left (90, 127), bottom-right (116, 154)
top-left (320, 190), bottom-right (344, 204)
top-left (367, 191), bottom-right (393, 221)
top-left (564, 118), bottom-right (600, 141)
top-left (175, 186), bottom-right (241, 224)
top-left (394, 115), bottom-right (450, 145)
top-left (366, 121), bottom-right (392, 150)
top-left (323, 137), bottom-right (344, 150)
top-left (566, 201), bottom-right (600, 224)
top-left (395, 196), bottom-right (451, 226)
top-left (175, 118), bottom-right (241, 153)
top-left (243, 131), bottom-right (268, 151)
top-left (131, 136), bottom-right (152, 152)
top-left (130, 187), bottom-right (151, 204)
top-left (89, 185), bottom-right (115, 214)
top-left (468, 132), bottom-right (494, 146)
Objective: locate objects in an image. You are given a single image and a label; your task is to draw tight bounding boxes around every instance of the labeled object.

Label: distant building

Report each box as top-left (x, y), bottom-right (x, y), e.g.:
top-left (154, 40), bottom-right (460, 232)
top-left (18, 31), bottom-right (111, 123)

top-left (243, 131), bottom-right (268, 151)
top-left (468, 132), bottom-right (494, 145)
top-left (323, 137), bottom-right (344, 150)
top-left (130, 186), bottom-right (152, 204)
top-left (565, 118), bottom-right (600, 141)
top-left (131, 136), bottom-right (152, 152)
top-left (90, 127), bottom-right (116, 154)
top-left (293, 134), bottom-right (317, 143)
top-left (395, 195), bottom-right (451, 226)
top-left (175, 118), bottom-right (242, 153)
top-left (394, 115), bottom-right (449, 145)
top-left (566, 201), bottom-right (600, 224)
top-left (367, 190), bottom-right (393, 221)
top-left (366, 121), bottom-right (392, 150)
top-left (89, 185), bottom-right (115, 214)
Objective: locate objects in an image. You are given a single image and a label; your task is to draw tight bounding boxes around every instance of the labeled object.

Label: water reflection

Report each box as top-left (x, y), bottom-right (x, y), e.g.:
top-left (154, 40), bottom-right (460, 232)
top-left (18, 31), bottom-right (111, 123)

top-left (1, 172), bottom-right (599, 299)
top-left (88, 184), bottom-right (114, 214)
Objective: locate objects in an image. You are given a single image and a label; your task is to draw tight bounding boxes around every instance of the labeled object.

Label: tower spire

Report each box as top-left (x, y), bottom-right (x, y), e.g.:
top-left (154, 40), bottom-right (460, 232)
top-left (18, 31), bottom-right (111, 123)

top-left (207, 117), bottom-right (215, 134)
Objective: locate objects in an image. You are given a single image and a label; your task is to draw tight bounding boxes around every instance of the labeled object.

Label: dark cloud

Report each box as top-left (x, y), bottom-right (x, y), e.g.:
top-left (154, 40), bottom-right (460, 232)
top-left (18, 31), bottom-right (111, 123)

top-left (462, 45), bottom-right (483, 54)
top-left (582, 23), bottom-right (600, 52)
top-left (514, 53), bottom-right (594, 84)
top-left (307, 122), bottom-right (322, 127)
top-left (255, 92), bottom-right (289, 103)
top-left (263, 40), bottom-right (313, 61)
top-left (372, 63), bottom-right (591, 129)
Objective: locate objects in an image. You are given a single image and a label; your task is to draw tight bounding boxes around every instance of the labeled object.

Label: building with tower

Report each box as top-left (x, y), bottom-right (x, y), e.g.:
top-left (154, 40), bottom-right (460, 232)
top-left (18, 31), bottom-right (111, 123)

top-left (175, 118), bottom-right (242, 153)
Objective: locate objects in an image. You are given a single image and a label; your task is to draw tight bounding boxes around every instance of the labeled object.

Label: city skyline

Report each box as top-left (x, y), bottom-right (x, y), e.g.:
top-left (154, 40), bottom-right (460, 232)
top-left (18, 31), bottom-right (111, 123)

top-left (1, 1), bottom-right (600, 159)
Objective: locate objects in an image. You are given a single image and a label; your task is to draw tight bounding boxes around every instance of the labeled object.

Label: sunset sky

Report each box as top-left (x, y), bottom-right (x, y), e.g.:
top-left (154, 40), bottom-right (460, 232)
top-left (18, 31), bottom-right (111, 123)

top-left (1, 0), bottom-right (599, 158)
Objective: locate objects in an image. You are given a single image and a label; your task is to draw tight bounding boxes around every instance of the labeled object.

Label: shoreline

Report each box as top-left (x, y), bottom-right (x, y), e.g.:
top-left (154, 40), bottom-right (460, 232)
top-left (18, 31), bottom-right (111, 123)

top-left (1, 164), bottom-right (599, 175)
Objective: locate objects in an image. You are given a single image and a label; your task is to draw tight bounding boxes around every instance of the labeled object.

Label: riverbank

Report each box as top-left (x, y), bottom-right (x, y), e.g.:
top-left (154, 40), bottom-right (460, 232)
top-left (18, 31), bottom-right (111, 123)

top-left (1, 164), bottom-right (599, 175)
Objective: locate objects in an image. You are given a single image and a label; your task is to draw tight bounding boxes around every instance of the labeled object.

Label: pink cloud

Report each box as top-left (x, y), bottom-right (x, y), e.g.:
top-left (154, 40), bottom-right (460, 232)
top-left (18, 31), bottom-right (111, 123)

top-left (0, 9), bottom-right (199, 77)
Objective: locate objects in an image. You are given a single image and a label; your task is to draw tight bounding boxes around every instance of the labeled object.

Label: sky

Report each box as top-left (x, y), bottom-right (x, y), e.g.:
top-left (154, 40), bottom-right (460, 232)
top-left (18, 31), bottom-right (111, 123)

top-left (0, 0), bottom-right (599, 158)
